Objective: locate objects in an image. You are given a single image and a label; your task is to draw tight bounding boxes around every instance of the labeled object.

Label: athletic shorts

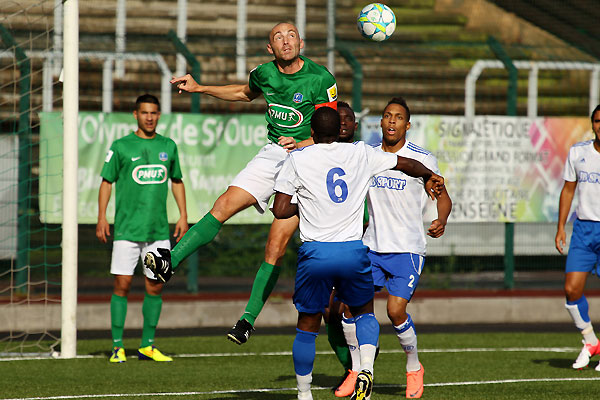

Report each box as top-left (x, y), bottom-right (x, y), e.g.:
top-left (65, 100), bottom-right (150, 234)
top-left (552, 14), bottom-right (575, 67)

top-left (566, 219), bottom-right (600, 274)
top-left (294, 240), bottom-right (373, 314)
top-left (229, 142), bottom-right (288, 213)
top-left (110, 239), bottom-right (171, 279)
top-left (370, 251), bottom-right (425, 301)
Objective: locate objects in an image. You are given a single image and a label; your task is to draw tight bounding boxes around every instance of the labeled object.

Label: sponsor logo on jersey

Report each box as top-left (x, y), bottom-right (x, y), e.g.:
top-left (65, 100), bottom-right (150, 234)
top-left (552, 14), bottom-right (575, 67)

top-left (105, 150), bottom-right (113, 163)
top-left (132, 164), bottom-right (168, 185)
top-left (371, 175), bottom-right (406, 190)
top-left (327, 84), bottom-right (337, 102)
top-left (580, 158), bottom-right (586, 163)
top-left (578, 171), bottom-right (600, 184)
top-left (159, 152), bottom-right (168, 161)
top-left (293, 92), bottom-right (303, 103)
top-left (131, 156), bottom-right (141, 162)
top-left (268, 103), bottom-right (304, 128)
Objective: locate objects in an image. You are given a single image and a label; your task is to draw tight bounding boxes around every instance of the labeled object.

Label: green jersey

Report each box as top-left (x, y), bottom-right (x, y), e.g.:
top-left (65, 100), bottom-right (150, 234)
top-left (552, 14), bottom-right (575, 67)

top-left (249, 55), bottom-right (337, 143)
top-left (100, 132), bottom-right (182, 242)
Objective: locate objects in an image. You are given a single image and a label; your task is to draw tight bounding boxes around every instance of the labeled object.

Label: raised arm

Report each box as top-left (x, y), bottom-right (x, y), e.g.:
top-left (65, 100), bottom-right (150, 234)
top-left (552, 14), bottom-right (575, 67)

top-left (555, 180), bottom-right (577, 254)
top-left (393, 156), bottom-right (444, 199)
top-left (170, 74), bottom-right (260, 102)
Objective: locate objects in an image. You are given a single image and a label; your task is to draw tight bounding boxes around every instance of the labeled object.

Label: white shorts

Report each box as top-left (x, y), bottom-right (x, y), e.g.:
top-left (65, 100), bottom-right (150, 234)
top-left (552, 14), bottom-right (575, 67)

top-left (110, 239), bottom-right (171, 279)
top-left (229, 142), bottom-right (288, 213)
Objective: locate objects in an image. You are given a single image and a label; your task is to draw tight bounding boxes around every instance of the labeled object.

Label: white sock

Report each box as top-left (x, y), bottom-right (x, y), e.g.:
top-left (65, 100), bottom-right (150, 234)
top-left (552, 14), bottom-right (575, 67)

top-left (342, 315), bottom-right (361, 371)
top-left (296, 373), bottom-right (312, 399)
top-left (359, 343), bottom-right (376, 374)
top-left (582, 326), bottom-right (599, 346)
top-left (396, 323), bottom-right (420, 372)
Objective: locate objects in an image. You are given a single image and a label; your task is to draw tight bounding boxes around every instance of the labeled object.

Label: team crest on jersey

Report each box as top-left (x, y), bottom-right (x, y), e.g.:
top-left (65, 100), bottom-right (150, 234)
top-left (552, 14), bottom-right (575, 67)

top-left (132, 164), bottom-right (168, 185)
top-left (159, 152), bottom-right (168, 161)
top-left (293, 93), bottom-right (303, 103)
top-left (327, 84), bottom-right (337, 102)
top-left (268, 103), bottom-right (304, 128)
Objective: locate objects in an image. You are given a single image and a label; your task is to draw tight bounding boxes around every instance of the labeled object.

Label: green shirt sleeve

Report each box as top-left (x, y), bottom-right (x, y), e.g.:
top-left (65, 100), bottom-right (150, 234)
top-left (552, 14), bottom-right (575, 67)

top-left (100, 142), bottom-right (120, 183)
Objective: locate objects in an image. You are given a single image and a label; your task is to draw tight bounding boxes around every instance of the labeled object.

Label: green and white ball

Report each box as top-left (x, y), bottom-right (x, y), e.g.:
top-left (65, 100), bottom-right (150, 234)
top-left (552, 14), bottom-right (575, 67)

top-left (357, 3), bottom-right (396, 42)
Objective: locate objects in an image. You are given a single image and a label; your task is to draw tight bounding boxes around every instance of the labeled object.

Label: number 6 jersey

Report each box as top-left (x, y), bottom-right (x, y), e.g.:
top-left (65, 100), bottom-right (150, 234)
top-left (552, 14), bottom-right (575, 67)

top-left (274, 141), bottom-right (397, 242)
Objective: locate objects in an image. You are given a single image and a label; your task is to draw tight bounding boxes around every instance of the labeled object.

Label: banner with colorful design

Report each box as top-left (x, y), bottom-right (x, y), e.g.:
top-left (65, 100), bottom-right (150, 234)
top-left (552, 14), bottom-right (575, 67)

top-left (39, 113), bottom-right (595, 224)
top-left (361, 115), bottom-right (595, 222)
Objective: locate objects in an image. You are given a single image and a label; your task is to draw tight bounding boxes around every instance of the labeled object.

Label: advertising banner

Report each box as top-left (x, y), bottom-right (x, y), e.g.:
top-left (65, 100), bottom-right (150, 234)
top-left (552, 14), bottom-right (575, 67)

top-left (40, 112), bottom-right (274, 224)
top-left (361, 115), bottom-right (594, 222)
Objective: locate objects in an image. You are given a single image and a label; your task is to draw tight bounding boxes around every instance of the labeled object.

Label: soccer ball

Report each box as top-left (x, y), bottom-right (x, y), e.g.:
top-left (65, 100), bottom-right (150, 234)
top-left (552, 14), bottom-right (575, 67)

top-left (357, 3), bottom-right (396, 42)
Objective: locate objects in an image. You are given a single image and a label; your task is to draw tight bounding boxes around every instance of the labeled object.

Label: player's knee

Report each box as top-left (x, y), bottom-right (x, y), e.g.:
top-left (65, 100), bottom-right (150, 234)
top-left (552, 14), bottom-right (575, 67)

top-left (565, 283), bottom-right (584, 302)
top-left (387, 308), bottom-right (408, 326)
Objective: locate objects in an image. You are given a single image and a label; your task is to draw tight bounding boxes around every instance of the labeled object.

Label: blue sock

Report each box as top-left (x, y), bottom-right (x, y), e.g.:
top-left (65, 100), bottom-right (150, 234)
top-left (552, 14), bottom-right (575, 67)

top-left (293, 329), bottom-right (318, 375)
top-left (355, 313), bottom-right (379, 347)
top-left (394, 314), bottom-right (416, 335)
top-left (566, 295), bottom-right (592, 330)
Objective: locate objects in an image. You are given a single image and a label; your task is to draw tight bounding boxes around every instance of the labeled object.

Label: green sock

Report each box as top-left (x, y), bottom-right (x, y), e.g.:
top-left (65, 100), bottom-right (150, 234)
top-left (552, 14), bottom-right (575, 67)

top-left (327, 321), bottom-right (352, 371)
top-left (241, 262), bottom-right (281, 326)
top-left (140, 293), bottom-right (163, 348)
top-left (110, 294), bottom-right (127, 348)
top-left (171, 212), bottom-right (222, 268)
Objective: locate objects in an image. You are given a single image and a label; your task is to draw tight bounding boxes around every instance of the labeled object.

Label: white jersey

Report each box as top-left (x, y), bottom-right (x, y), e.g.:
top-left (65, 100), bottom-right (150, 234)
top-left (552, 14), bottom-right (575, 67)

top-left (563, 140), bottom-right (600, 222)
top-left (362, 141), bottom-right (440, 255)
top-left (274, 141), bottom-right (397, 242)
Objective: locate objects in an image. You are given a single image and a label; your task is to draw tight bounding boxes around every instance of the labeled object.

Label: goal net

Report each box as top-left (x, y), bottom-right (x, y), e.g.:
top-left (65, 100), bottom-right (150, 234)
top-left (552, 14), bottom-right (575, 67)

top-left (0, 0), bottom-right (63, 356)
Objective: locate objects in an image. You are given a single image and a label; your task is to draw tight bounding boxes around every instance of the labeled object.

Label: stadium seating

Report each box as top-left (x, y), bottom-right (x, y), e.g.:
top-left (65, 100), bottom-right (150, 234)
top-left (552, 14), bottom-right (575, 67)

top-left (1, 0), bottom-right (597, 122)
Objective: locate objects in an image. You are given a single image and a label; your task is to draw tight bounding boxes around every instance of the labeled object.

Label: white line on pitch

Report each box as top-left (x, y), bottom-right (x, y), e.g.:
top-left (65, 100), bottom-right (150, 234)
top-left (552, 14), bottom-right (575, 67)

top-left (4, 377), bottom-right (600, 400)
top-left (0, 347), bottom-right (580, 362)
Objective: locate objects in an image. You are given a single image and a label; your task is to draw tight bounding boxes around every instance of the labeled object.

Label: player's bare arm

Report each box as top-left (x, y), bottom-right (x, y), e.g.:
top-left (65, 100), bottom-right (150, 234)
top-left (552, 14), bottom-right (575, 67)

top-left (96, 179), bottom-right (112, 243)
top-left (171, 179), bottom-right (189, 242)
top-left (555, 180), bottom-right (577, 254)
top-left (272, 192), bottom-right (298, 219)
top-left (427, 187), bottom-right (452, 238)
top-left (170, 74), bottom-right (261, 102)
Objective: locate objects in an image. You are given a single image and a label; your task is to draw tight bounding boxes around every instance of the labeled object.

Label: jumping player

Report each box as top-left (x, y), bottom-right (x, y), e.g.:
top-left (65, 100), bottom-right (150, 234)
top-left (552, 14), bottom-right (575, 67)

top-left (144, 22), bottom-right (338, 344)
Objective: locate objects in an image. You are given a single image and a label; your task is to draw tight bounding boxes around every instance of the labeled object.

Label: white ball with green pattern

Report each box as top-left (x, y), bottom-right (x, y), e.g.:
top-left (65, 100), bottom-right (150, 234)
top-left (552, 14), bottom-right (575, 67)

top-left (357, 3), bottom-right (396, 42)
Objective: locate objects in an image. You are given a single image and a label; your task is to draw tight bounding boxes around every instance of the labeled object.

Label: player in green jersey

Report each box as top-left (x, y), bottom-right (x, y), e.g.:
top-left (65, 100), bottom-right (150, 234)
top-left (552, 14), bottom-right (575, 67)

top-left (97, 94), bottom-right (189, 363)
top-left (145, 22), bottom-right (338, 344)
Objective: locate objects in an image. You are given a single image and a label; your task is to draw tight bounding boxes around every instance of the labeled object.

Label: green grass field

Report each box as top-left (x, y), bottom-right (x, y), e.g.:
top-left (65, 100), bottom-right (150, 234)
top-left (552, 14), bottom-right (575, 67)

top-left (1, 330), bottom-right (599, 400)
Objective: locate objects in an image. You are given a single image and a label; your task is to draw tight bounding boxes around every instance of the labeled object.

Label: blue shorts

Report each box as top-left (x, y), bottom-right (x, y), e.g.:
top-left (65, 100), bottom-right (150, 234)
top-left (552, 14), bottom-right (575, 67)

top-left (566, 219), bottom-right (600, 274)
top-left (294, 240), bottom-right (374, 314)
top-left (370, 251), bottom-right (424, 301)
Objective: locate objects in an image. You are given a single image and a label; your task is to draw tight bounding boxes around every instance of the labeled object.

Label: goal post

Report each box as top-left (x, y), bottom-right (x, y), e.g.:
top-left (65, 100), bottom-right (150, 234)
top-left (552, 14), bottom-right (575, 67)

top-left (60, 0), bottom-right (78, 359)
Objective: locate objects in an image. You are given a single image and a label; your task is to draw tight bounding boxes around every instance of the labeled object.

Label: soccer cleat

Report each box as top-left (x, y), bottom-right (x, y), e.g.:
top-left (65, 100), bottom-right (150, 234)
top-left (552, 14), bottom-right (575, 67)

top-left (144, 248), bottom-right (173, 283)
top-left (573, 340), bottom-right (600, 369)
top-left (406, 363), bottom-right (424, 398)
top-left (334, 370), bottom-right (358, 397)
top-left (227, 319), bottom-right (255, 345)
top-left (109, 347), bottom-right (126, 363)
top-left (137, 345), bottom-right (173, 362)
top-left (350, 370), bottom-right (373, 400)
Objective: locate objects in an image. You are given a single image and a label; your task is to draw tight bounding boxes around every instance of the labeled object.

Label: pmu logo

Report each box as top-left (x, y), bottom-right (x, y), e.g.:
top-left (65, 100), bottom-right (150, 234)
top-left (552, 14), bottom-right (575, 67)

top-left (371, 175), bottom-right (406, 190)
top-left (132, 164), bottom-right (167, 184)
top-left (268, 103), bottom-right (303, 128)
top-left (578, 171), bottom-right (600, 184)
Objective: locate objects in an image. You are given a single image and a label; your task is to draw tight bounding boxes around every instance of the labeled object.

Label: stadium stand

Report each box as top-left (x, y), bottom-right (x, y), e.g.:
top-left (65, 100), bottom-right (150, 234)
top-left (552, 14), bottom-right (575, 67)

top-left (2, 0), bottom-right (597, 121)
